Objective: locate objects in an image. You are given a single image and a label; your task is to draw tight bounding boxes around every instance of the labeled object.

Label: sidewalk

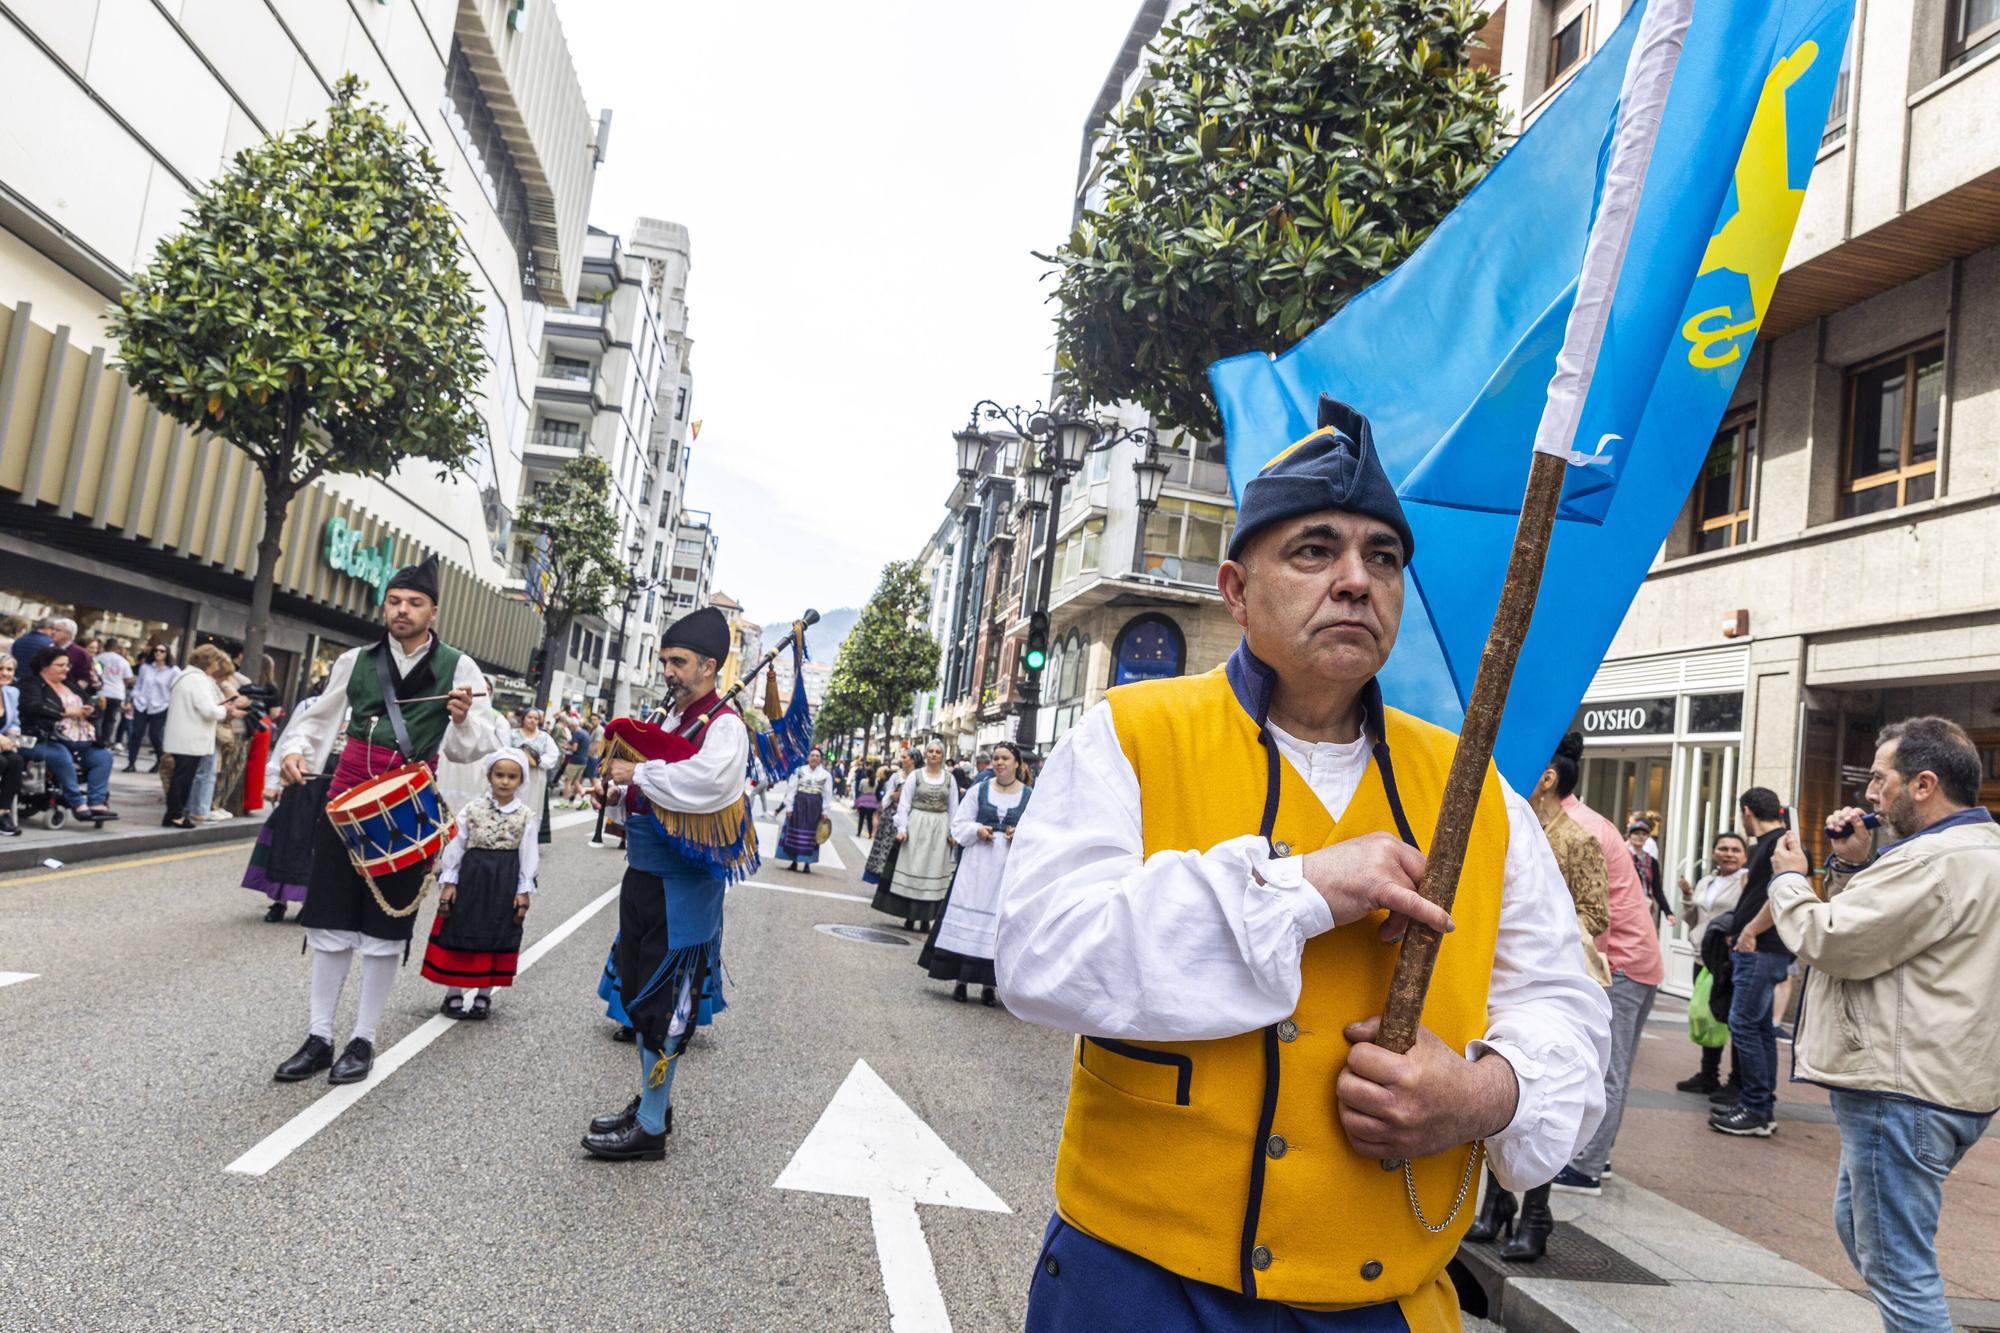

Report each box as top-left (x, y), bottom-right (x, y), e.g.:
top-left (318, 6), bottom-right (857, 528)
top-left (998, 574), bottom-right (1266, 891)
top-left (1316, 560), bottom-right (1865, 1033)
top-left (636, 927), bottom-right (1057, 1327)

top-left (1462, 999), bottom-right (2000, 1331)
top-left (1, 762), bottom-right (267, 873)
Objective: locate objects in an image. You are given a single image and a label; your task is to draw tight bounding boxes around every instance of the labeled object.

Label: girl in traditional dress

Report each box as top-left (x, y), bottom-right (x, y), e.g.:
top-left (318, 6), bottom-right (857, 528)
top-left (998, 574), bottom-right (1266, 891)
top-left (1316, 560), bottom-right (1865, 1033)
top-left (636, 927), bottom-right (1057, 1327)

top-left (872, 740), bottom-right (955, 931)
top-left (920, 740), bottom-right (1030, 1005)
top-left (774, 746), bottom-right (833, 872)
top-left (853, 760), bottom-right (881, 836)
top-left (422, 748), bottom-right (537, 1020)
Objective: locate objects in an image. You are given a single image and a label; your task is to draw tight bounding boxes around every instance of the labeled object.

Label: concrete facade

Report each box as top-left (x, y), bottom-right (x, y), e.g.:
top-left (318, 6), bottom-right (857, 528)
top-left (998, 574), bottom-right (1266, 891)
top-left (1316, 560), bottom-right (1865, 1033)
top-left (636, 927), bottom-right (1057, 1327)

top-left (1482, 0), bottom-right (2000, 992)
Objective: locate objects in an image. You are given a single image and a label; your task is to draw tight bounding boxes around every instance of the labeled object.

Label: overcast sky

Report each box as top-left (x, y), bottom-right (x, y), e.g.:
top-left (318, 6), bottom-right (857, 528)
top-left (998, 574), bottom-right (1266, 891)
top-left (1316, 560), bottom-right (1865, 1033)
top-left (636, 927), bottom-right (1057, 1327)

top-left (556, 0), bottom-right (1146, 629)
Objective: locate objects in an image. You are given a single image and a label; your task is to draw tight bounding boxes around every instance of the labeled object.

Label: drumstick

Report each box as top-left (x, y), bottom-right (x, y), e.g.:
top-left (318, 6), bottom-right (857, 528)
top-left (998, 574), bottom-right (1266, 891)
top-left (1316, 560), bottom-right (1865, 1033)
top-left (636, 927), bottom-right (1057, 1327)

top-left (391, 689), bottom-right (491, 704)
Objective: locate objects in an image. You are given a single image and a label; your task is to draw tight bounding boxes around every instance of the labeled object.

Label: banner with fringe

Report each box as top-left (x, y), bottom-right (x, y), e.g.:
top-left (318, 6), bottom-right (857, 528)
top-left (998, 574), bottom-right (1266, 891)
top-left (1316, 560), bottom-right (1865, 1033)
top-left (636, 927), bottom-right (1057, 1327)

top-left (753, 628), bottom-right (814, 786)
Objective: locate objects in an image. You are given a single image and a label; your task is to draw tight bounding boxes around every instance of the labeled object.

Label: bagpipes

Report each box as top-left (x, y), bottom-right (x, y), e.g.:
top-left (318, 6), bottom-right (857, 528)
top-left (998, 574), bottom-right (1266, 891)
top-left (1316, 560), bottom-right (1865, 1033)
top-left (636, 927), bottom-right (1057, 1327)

top-left (593, 610), bottom-right (820, 876)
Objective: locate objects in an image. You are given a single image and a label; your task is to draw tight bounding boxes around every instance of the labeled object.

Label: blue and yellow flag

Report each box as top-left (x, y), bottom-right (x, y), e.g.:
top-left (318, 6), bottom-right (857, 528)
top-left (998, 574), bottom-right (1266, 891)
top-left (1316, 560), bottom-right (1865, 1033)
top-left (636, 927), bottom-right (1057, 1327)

top-left (1209, 0), bottom-right (1852, 789)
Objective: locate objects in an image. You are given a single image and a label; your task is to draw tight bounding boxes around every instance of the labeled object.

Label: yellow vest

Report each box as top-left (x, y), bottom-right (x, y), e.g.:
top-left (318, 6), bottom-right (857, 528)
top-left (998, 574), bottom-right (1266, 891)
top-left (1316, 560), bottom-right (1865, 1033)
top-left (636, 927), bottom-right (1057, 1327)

top-left (1052, 663), bottom-right (1509, 1324)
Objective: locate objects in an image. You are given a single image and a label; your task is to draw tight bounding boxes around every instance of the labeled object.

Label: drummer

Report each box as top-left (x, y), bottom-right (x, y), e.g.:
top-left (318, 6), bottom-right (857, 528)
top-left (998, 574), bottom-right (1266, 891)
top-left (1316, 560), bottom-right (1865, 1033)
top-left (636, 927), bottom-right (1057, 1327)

top-left (270, 555), bottom-right (502, 1085)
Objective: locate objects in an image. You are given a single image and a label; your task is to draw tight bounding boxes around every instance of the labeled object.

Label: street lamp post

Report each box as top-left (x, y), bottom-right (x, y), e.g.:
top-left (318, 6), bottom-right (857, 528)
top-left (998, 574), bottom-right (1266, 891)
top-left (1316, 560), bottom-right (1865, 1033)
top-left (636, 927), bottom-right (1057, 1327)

top-left (591, 538), bottom-right (653, 847)
top-left (952, 398), bottom-right (1155, 752)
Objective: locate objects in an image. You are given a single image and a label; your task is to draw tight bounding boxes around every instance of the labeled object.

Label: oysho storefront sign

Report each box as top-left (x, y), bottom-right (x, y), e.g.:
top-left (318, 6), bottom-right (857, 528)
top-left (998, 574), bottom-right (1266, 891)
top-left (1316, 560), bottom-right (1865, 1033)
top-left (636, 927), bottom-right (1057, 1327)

top-left (322, 517), bottom-right (399, 602)
top-left (1571, 696), bottom-right (1675, 739)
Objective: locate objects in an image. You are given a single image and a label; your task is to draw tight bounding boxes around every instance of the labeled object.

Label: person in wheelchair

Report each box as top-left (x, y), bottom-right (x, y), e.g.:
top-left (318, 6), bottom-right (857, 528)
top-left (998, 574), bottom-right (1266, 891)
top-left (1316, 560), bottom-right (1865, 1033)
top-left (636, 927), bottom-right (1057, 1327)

top-left (18, 645), bottom-right (118, 824)
top-left (1, 654), bottom-right (24, 835)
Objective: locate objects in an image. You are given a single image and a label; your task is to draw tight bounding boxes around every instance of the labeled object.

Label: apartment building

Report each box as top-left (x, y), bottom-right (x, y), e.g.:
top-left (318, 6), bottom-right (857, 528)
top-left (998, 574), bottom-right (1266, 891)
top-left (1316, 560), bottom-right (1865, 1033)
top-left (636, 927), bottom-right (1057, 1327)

top-left (0, 0), bottom-right (599, 692)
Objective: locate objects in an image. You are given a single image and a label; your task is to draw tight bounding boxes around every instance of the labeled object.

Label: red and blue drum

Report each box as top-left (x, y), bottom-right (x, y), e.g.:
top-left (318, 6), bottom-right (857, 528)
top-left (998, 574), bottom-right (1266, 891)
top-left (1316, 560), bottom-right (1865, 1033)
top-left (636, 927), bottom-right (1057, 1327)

top-left (324, 762), bottom-right (452, 877)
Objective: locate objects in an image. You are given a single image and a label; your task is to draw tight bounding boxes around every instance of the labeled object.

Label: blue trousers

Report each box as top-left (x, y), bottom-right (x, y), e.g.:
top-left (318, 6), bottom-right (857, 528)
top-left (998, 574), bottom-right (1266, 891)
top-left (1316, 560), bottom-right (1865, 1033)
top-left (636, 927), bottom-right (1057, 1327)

top-left (1830, 1090), bottom-right (1993, 1332)
top-left (636, 1037), bottom-right (681, 1135)
top-left (1026, 1215), bottom-right (1411, 1332)
top-left (27, 739), bottom-right (111, 809)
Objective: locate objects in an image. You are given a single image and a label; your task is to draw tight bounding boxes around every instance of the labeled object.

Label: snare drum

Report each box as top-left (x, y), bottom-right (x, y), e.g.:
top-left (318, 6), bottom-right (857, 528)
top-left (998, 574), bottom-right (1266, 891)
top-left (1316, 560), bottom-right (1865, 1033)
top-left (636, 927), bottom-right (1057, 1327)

top-left (325, 762), bottom-right (452, 877)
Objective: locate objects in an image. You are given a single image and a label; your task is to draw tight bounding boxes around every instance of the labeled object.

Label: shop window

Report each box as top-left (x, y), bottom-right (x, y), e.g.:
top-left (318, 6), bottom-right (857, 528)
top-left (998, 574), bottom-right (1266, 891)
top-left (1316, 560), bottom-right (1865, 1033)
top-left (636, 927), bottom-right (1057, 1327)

top-left (1545, 0), bottom-right (1592, 93)
top-left (1112, 614), bottom-right (1186, 686)
top-left (1949, 0), bottom-right (2000, 68)
top-left (1692, 413), bottom-right (1754, 552)
top-left (1686, 692), bottom-right (1744, 734)
top-left (1842, 340), bottom-right (1943, 517)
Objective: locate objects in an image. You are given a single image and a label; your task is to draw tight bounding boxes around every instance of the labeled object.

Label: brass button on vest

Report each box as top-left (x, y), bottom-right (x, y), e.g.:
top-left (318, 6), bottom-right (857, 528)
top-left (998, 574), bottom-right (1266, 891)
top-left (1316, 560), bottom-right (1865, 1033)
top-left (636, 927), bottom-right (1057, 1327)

top-left (1360, 1260), bottom-right (1383, 1281)
top-left (1266, 1134), bottom-right (1288, 1159)
top-left (1251, 1245), bottom-right (1272, 1271)
top-left (1276, 1019), bottom-right (1299, 1042)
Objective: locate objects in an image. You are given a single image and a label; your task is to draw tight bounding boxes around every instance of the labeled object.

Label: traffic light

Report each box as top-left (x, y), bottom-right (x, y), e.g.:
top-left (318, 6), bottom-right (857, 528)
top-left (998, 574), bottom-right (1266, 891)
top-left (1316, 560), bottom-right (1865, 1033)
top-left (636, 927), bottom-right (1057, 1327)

top-left (527, 645), bottom-right (547, 692)
top-left (1023, 612), bottom-right (1050, 673)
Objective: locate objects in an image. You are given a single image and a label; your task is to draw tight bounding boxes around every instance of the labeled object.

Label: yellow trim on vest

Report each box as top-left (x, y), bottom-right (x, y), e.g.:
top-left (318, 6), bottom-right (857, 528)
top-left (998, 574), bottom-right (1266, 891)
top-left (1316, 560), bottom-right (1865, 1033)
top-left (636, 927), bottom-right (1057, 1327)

top-left (1052, 665), bottom-right (1509, 1316)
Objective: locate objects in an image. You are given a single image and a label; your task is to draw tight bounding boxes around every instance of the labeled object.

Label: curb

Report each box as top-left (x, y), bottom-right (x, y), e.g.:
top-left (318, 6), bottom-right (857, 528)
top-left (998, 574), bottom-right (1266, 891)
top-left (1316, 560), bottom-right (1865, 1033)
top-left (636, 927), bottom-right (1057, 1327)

top-left (0, 815), bottom-right (264, 875)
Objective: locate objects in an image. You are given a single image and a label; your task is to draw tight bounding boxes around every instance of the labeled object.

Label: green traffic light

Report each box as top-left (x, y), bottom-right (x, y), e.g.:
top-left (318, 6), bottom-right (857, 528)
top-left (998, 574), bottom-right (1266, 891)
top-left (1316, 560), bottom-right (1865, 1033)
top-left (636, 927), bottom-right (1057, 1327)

top-left (1024, 648), bottom-right (1047, 671)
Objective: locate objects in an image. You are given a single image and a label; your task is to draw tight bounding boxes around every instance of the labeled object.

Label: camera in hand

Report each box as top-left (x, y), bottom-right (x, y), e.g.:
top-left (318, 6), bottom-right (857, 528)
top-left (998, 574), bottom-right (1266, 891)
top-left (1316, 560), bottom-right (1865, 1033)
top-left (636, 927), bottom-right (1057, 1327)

top-left (236, 682), bottom-right (278, 725)
top-left (1828, 811), bottom-right (1881, 839)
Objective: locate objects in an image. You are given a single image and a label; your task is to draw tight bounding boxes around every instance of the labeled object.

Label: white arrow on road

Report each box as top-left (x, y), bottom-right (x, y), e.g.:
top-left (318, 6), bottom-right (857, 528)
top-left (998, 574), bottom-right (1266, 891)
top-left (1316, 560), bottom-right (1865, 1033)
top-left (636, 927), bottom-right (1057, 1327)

top-left (0, 972), bottom-right (37, 989)
top-left (775, 1058), bottom-right (1009, 1332)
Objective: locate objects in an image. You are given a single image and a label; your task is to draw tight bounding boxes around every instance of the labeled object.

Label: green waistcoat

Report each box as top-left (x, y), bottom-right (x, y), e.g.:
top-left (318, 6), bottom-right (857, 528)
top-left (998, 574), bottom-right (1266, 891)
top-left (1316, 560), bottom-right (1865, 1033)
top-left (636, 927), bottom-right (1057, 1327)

top-left (343, 638), bottom-right (463, 760)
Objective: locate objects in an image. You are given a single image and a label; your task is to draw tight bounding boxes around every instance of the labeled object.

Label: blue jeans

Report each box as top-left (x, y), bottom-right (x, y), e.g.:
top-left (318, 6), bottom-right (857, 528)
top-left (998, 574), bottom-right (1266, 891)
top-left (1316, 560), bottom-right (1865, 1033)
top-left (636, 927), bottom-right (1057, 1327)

top-left (1727, 949), bottom-right (1791, 1117)
top-left (27, 739), bottom-right (111, 809)
top-left (1829, 1090), bottom-right (1993, 1332)
top-left (189, 753), bottom-right (216, 818)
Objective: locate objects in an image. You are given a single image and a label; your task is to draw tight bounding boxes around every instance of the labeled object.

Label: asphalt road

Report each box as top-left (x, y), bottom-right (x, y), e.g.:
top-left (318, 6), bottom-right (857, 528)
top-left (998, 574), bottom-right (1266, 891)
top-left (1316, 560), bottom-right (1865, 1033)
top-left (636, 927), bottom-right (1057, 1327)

top-left (0, 804), bottom-right (1072, 1330)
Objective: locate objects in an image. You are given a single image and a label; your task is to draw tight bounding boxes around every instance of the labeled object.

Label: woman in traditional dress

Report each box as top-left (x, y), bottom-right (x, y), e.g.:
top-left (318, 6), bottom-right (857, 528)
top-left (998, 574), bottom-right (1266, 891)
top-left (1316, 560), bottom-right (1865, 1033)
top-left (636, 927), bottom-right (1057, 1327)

top-left (515, 708), bottom-right (560, 845)
top-left (872, 741), bottom-right (954, 930)
top-left (862, 754), bottom-right (912, 888)
top-left (852, 760), bottom-right (881, 836)
top-left (774, 746), bottom-right (833, 873)
top-left (919, 740), bottom-right (1029, 1005)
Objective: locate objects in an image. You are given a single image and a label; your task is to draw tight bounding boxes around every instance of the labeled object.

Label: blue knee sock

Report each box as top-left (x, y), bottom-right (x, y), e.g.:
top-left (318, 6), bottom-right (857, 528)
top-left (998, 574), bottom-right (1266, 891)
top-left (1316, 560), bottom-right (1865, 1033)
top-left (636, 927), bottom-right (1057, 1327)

top-left (636, 1039), bottom-right (678, 1135)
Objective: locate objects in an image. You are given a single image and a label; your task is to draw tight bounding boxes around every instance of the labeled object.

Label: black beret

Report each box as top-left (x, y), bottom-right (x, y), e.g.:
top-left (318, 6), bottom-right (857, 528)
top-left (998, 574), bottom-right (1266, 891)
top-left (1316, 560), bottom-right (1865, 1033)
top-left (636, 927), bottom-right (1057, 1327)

top-left (662, 606), bottom-right (730, 663)
top-left (1228, 396), bottom-right (1414, 564)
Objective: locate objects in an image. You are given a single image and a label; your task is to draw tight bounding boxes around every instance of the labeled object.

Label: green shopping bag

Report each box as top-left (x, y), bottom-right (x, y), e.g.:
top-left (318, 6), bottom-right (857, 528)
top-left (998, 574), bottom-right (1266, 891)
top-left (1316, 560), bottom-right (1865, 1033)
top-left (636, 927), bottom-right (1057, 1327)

top-left (1688, 967), bottom-right (1729, 1048)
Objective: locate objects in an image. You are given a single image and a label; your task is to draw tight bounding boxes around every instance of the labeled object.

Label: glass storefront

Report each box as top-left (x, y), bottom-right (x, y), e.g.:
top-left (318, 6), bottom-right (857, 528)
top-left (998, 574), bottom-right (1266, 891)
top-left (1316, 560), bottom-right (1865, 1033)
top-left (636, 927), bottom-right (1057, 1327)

top-left (1576, 688), bottom-right (1744, 996)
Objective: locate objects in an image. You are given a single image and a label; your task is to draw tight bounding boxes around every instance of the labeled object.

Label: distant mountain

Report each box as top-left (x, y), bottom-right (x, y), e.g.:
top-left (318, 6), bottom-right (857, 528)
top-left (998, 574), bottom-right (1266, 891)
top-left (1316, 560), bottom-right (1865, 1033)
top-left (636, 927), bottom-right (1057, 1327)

top-left (765, 606), bottom-right (858, 663)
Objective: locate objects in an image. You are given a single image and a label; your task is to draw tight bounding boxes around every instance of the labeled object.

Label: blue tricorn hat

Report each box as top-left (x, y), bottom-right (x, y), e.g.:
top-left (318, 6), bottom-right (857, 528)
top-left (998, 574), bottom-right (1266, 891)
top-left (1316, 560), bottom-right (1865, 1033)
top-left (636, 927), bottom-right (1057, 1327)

top-left (1227, 396), bottom-right (1414, 564)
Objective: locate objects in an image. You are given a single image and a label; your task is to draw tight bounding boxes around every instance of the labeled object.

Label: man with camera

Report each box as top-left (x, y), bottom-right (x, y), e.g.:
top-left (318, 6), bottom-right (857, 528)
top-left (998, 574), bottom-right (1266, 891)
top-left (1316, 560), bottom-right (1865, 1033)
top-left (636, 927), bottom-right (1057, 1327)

top-left (1768, 716), bottom-right (1998, 1333)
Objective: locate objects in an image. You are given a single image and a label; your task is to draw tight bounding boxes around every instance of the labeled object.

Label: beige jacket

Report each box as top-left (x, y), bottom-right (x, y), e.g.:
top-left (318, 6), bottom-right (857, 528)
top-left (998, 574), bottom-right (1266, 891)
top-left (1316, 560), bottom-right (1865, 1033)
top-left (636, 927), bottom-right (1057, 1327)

top-left (1770, 815), bottom-right (2000, 1114)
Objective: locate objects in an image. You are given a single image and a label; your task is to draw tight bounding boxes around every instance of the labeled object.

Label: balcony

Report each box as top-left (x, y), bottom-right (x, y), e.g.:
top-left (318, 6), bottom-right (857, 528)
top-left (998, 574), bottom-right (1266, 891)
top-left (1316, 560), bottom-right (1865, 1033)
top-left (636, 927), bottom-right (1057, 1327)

top-left (535, 363), bottom-right (610, 407)
top-left (525, 428), bottom-right (586, 456)
top-left (544, 299), bottom-right (610, 340)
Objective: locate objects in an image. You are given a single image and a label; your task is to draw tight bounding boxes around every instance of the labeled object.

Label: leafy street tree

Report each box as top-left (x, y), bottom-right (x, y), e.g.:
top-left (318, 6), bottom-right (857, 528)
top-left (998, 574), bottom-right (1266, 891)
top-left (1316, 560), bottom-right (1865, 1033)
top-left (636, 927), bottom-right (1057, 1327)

top-left (813, 666), bottom-right (868, 755)
top-left (1040, 0), bottom-right (1505, 437)
top-left (108, 74), bottom-right (489, 673)
top-left (516, 455), bottom-right (623, 708)
top-left (824, 560), bottom-right (940, 756)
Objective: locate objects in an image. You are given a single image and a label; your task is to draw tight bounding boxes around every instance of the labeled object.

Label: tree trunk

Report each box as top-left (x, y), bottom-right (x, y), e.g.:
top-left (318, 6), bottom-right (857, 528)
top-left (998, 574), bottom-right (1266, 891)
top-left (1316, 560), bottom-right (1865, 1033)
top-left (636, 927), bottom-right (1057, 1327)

top-left (535, 610), bottom-right (572, 710)
top-left (861, 717), bottom-right (873, 760)
top-left (242, 477), bottom-right (293, 685)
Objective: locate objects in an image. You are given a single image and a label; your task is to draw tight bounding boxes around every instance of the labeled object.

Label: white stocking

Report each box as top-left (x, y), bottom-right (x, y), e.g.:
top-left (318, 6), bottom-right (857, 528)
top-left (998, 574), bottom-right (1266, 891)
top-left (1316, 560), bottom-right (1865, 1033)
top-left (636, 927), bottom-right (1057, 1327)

top-left (352, 951), bottom-right (399, 1044)
top-left (309, 947), bottom-right (354, 1041)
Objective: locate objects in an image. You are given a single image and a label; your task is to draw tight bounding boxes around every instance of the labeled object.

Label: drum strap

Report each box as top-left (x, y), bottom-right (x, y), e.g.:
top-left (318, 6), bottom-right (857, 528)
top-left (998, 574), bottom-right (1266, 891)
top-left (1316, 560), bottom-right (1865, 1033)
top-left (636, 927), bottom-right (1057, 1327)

top-left (373, 645), bottom-right (419, 762)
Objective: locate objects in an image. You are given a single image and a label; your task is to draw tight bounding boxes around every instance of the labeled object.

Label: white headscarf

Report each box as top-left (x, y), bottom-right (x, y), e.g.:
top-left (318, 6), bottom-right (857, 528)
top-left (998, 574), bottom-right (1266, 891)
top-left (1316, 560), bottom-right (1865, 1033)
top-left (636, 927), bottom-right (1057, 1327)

top-left (485, 746), bottom-right (531, 792)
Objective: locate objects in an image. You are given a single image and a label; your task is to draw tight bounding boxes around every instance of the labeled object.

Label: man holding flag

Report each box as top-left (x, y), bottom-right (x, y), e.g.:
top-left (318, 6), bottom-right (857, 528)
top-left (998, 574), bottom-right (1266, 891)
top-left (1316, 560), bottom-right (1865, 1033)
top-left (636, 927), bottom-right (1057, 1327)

top-left (1004, 0), bottom-right (1857, 1322)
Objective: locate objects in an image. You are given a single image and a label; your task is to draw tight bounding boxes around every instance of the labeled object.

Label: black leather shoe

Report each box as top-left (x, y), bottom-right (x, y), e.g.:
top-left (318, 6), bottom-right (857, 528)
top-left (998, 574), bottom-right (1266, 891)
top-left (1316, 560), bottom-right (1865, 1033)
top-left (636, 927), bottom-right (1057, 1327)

top-left (1676, 1072), bottom-right (1720, 1094)
top-left (589, 1096), bottom-right (641, 1135)
top-left (612, 1025), bottom-right (636, 1043)
top-left (263, 901), bottom-right (287, 924)
top-left (0, 814), bottom-right (19, 837)
top-left (582, 1116), bottom-right (670, 1161)
top-left (273, 1035), bottom-right (334, 1082)
top-left (952, 982), bottom-right (968, 1003)
top-left (1501, 1191), bottom-right (1554, 1262)
top-left (328, 1038), bottom-right (375, 1084)
top-left (1465, 1171), bottom-right (1517, 1244)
